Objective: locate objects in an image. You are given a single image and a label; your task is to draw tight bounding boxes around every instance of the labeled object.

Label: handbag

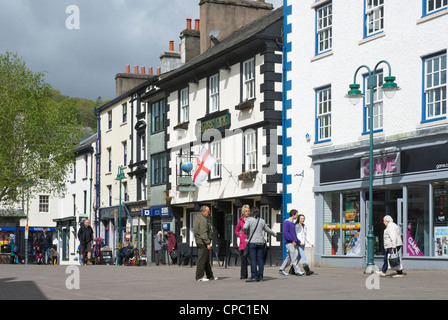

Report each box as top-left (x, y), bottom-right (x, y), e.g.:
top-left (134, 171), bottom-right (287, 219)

top-left (388, 248), bottom-right (401, 270)
top-left (170, 249), bottom-right (178, 259)
top-left (242, 218), bottom-right (260, 257)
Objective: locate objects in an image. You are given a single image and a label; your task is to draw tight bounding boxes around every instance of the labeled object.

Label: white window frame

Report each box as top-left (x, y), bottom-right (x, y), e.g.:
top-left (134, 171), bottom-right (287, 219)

top-left (365, 0), bottom-right (384, 37)
top-left (180, 87), bottom-right (189, 123)
top-left (424, 53), bottom-right (447, 121)
top-left (244, 130), bottom-right (257, 172)
top-left (316, 2), bottom-right (333, 55)
top-left (209, 74), bottom-right (220, 113)
top-left (39, 195), bottom-right (49, 213)
top-left (316, 86), bottom-right (332, 142)
top-left (243, 58), bottom-right (255, 101)
top-left (364, 72), bottom-right (384, 133)
top-left (209, 140), bottom-right (221, 179)
top-left (426, 0), bottom-right (448, 15)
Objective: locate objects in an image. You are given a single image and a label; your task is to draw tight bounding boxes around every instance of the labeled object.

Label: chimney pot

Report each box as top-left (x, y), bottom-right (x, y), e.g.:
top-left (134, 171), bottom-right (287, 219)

top-left (126, 65), bottom-right (130, 73)
top-left (186, 18), bottom-right (192, 30)
top-left (148, 67), bottom-right (153, 75)
top-left (157, 68), bottom-right (161, 75)
top-left (195, 19), bottom-right (200, 30)
top-left (169, 40), bottom-right (174, 51)
top-left (134, 65), bottom-right (139, 74)
top-left (141, 66), bottom-right (145, 74)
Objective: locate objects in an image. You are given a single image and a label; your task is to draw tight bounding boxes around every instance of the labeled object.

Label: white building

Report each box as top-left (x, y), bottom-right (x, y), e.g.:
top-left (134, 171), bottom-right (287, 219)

top-left (54, 133), bottom-right (97, 265)
top-left (158, 2), bottom-right (284, 263)
top-left (285, 0), bottom-right (448, 269)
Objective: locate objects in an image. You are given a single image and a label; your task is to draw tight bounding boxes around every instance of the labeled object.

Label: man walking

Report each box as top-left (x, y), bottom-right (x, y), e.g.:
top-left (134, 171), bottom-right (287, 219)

top-left (154, 231), bottom-right (165, 266)
top-left (279, 209), bottom-right (304, 276)
top-left (38, 228), bottom-right (52, 265)
top-left (193, 205), bottom-right (217, 282)
top-left (78, 219), bottom-right (94, 265)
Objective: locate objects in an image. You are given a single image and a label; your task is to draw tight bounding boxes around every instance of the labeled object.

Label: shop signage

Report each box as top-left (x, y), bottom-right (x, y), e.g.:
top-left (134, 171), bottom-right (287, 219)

top-left (361, 153), bottom-right (400, 178)
top-left (141, 206), bottom-right (172, 217)
top-left (199, 110), bottom-right (231, 134)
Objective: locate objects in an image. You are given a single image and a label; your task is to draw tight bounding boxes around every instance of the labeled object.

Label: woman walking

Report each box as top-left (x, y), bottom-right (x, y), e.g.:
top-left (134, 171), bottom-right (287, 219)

top-left (235, 204), bottom-right (250, 279)
top-left (296, 214), bottom-right (314, 275)
top-left (243, 207), bottom-right (277, 282)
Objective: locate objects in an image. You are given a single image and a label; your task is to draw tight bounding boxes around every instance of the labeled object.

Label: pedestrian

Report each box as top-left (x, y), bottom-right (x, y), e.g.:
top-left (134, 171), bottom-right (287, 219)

top-left (77, 219), bottom-right (94, 265)
top-left (38, 228), bottom-right (52, 265)
top-left (167, 231), bottom-right (178, 265)
top-left (296, 214), bottom-right (314, 276)
top-left (279, 209), bottom-right (304, 276)
top-left (10, 239), bottom-right (19, 264)
top-left (243, 207), bottom-right (277, 282)
top-left (194, 205), bottom-right (217, 282)
top-left (154, 231), bottom-right (165, 266)
top-left (378, 215), bottom-right (404, 278)
top-left (234, 204), bottom-right (250, 279)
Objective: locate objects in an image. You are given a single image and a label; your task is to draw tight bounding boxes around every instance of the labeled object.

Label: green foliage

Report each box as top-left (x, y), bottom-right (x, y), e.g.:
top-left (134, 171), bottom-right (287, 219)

top-left (0, 51), bottom-right (84, 206)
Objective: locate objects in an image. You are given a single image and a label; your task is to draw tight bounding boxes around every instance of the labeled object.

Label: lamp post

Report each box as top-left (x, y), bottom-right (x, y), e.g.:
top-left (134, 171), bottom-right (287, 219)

top-left (115, 166), bottom-right (126, 265)
top-left (345, 60), bottom-right (400, 274)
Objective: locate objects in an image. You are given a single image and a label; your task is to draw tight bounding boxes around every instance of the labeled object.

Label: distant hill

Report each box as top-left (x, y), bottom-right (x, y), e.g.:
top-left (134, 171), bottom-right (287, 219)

top-left (49, 89), bottom-right (110, 133)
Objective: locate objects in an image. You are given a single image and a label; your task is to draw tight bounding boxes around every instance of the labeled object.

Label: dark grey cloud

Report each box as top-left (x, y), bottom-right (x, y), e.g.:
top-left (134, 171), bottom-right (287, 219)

top-left (0, 0), bottom-right (283, 101)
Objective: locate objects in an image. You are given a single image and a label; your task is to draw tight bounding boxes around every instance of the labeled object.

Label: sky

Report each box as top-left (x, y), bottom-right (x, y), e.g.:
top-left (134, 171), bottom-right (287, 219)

top-left (0, 0), bottom-right (283, 101)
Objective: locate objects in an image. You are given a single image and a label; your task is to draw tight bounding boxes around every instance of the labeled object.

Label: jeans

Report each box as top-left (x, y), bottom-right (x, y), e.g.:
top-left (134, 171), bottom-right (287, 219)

top-left (42, 248), bottom-right (51, 265)
top-left (297, 245), bottom-right (306, 265)
top-left (239, 249), bottom-right (249, 279)
top-left (248, 243), bottom-right (265, 280)
top-left (382, 245), bottom-right (403, 274)
top-left (280, 243), bottom-right (301, 274)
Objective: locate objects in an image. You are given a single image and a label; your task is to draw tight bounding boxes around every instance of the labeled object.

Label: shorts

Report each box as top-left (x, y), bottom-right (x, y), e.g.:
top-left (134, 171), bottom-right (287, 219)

top-left (80, 241), bottom-right (92, 255)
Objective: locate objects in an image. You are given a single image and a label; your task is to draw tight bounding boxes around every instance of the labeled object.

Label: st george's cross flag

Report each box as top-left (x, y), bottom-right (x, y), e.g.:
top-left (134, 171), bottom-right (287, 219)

top-left (192, 146), bottom-right (217, 187)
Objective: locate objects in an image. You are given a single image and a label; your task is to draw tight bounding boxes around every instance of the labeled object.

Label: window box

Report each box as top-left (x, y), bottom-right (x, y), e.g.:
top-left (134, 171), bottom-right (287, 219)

top-left (238, 170), bottom-right (258, 181)
top-left (235, 98), bottom-right (255, 111)
top-left (174, 121), bottom-right (189, 130)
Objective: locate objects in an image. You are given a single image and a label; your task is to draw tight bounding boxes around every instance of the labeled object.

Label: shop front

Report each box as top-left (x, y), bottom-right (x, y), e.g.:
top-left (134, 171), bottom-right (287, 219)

top-left (313, 137), bottom-right (448, 270)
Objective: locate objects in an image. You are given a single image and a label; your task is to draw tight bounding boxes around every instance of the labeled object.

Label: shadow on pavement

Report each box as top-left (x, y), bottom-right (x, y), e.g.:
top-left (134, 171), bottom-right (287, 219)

top-left (0, 277), bottom-right (47, 300)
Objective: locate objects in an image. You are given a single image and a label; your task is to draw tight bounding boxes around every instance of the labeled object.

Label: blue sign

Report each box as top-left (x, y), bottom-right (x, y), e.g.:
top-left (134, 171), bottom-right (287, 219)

top-left (162, 223), bottom-right (170, 230)
top-left (141, 206), bottom-right (172, 217)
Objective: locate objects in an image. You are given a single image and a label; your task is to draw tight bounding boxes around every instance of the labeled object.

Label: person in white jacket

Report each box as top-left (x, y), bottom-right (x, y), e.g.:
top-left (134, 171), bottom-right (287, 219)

top-left (295, 214), bottom-right (314, 276)
top-left (378, 215), bottom-right (404, 277)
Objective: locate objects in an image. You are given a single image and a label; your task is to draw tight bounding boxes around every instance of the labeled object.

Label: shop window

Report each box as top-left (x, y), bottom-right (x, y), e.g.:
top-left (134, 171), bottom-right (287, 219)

top-left (407, 185), bottom-right (430, 256)
top-left (343, 193), bottom-right (361, 256)
top-left (434, 182), bottom-right (448, 257)
top-left (323, 192), bottom-right (341, 255)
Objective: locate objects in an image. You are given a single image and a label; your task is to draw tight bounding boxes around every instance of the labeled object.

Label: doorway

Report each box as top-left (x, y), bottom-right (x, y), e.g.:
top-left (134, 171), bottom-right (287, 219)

top-left (366, 189), bottom-right (403, 256)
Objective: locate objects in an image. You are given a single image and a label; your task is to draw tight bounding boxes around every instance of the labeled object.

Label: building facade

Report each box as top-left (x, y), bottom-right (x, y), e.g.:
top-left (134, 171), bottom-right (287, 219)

top-left (158, 2), bottom-right (284, 263)
top-left (285, 0), bottom-right (448, 269)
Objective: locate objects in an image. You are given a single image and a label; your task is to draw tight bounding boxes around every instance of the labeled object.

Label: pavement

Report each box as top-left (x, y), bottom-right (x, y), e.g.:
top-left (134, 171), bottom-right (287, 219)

top-left (1, 263), bottom-right (448, 303)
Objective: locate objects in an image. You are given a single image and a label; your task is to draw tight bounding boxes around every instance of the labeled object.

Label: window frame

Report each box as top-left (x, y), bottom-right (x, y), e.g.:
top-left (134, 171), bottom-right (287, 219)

top-left (39, 195), bottom-right (49, 213)
top-left (122, 103), bottom-right (127, 123)
top-left (209, 73), bottom-right (220, 113)
top-left (364, 0), bottom-right (384, 38)
top-left (151, 152), bottom-right (167, 186)
top-left (422, 51), bottom-right (447, 123)
top-left (179, 87), bottom-right (189, 123)
top-left (423, 0), bottom-right (448, 16)
top-left (315, 85), bottom-right (332, 144)
top-left (242, 58), bottom-right (255, 101)
top-left (244, 129), bottom-right (257, 172)
top-left (363, 71), bottom-right (384, 134)
top-left (315, 2), bottom-right (333, 55)
top-left (108, 111), bottom-right (112, 130)
top-left (209, 140), bottom-right (221, 179)
top-left (151, 99), bottom-right (166, 133)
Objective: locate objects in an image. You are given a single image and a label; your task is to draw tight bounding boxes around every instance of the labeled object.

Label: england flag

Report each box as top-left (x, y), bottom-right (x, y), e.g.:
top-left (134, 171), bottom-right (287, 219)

top-left (192, 146), bottom-right (217, 187)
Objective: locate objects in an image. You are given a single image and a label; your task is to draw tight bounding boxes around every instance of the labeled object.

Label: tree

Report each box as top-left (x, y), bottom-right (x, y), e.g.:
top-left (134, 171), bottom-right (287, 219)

top-left (0, 51), bottom-right (81, 208)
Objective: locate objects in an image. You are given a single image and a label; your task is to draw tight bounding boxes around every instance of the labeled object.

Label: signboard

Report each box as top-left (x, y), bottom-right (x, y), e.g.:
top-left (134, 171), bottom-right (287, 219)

top-left (101, 250), bottom-right (113, 265)
top-left (199, 110), bottom-right (231, 134)
top-left (361, 153), bottom-right (400, 178)
top-left (141, 206), bottom-right (173, 217)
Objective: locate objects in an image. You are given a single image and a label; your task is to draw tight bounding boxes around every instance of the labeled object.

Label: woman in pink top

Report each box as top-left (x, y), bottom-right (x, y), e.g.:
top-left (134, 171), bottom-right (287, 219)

top-left (235, 204), bottom-right (250, 279)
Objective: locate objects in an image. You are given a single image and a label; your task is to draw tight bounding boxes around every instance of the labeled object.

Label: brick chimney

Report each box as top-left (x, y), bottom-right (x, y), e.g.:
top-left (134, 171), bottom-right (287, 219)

top-left (180, 18), bottom-right (201, 64)
top-left (199, 0), bottom-right (273, 53)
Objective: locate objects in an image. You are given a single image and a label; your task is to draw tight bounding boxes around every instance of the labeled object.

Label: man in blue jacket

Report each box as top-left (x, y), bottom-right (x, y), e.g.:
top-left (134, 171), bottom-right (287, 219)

top-left (279, 209), bottom-right (304, 276)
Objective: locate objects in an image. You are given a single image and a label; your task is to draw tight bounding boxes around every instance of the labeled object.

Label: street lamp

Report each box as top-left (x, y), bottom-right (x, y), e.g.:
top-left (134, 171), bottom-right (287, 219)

top-left (115, 166), bottom-right (126, 265)
top-left (345, 60), bottom-right (400, 274)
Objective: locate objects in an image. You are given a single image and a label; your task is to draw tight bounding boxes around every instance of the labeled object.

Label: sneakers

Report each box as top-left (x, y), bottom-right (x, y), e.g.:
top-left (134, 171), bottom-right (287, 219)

top-left (376, 271), bottom-right (387, 277)
top-left (196, 277), bottom-right (209, 282)
top-left (209, 276), bottom-right (218, 280)
top-left (392, 274), bottom-right (404, 278)
top-left (279, 269), bottom-right (288, 276)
